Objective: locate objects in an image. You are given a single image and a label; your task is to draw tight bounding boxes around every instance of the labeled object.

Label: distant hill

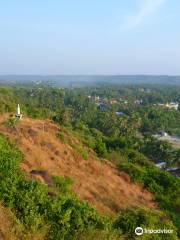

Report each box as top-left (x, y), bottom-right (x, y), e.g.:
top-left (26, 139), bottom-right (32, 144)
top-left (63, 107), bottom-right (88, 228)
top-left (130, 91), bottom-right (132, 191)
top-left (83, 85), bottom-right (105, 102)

top-left (0, 75), bottom-right (180, 87)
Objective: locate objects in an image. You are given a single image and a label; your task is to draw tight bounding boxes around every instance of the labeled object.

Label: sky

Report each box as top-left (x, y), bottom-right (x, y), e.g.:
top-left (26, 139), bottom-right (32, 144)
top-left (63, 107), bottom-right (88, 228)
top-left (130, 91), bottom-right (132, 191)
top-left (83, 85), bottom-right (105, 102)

top-left (0, 0), bottom-right (180, 75)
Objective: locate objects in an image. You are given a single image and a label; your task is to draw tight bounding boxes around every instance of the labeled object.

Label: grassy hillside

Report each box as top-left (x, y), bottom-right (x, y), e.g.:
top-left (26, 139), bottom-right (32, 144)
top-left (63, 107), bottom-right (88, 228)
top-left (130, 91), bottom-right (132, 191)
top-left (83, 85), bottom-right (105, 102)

top-left (0, 116), bottom-right (179, 239)
top-left (0, 133), bottom-right (124, 239)
top-left (0, 115), bottom-right (156, 215)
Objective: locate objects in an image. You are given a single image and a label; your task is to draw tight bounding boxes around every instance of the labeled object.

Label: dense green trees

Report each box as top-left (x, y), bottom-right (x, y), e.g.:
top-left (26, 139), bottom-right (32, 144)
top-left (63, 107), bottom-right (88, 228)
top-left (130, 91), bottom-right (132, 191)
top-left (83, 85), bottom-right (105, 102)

top-left (1, 85), bottom-right (180, 136)
top-left (0, 87), bottom-right (16, 113)
top-left (139, 107), bottom-right (180, 135)
top-left (140, 137), bottom-right (176, 165)
top-left (0, 84), bottom-right (180, 238)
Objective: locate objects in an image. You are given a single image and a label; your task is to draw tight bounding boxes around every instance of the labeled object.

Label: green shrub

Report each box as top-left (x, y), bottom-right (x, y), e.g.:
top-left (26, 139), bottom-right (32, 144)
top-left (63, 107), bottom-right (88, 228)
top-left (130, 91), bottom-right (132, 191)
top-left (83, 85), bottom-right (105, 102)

top-left (52, 175), bottom-right (73, 194)
top-left (94, 141), bottom-right (107, 157)
top-left (4, 117), bottom-right (19, 127)
top-left (113, 208), bottom-right (178, 240)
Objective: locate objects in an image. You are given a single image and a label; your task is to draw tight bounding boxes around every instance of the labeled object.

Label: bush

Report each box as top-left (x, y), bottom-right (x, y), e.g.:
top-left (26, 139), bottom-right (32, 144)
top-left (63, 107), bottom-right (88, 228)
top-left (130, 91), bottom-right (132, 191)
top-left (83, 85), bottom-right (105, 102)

top-left (4, 117), bottom-right (19, 127)
top-left (94, 141), bottom-right (107, 157)
top-left (113, 208), bottom-right (178, 240)
top-left (52, 175), bottom-right (73, 194)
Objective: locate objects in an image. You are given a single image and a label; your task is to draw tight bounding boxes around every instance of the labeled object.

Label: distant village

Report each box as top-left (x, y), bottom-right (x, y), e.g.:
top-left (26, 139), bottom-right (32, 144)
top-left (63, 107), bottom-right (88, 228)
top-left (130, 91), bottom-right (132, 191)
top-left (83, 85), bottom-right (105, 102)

top-left (87, 95), bottom-right (180, 178)
top-left (87, 95), bottom-right (130, 116)
top-left (87, 95), bottom-right (179, 116)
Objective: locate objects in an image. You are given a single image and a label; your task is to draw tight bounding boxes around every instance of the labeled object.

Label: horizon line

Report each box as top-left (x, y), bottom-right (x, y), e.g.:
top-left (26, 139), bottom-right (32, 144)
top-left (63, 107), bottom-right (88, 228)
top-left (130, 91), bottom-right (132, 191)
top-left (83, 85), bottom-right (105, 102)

top-left (0, 74), bottom-right (180, 77)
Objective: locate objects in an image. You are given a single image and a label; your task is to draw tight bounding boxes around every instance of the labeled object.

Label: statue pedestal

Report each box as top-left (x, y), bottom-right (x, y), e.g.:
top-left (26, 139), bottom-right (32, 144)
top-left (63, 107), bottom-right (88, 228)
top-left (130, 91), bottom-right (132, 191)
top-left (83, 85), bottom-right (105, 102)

top-left (15, 114), bottom-right (22, 120)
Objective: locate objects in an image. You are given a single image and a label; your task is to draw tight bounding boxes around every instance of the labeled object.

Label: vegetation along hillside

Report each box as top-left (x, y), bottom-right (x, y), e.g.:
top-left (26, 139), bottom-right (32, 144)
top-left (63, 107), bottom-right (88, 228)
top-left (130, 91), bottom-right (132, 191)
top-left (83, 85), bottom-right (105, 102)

top-left (0, 84), bottom-right (179, 239)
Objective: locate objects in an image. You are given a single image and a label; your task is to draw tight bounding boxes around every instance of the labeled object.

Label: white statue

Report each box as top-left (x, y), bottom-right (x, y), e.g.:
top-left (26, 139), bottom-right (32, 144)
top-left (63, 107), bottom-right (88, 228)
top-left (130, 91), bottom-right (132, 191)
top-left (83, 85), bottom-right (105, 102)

top-left (16, 104), bottom-right (22, 119)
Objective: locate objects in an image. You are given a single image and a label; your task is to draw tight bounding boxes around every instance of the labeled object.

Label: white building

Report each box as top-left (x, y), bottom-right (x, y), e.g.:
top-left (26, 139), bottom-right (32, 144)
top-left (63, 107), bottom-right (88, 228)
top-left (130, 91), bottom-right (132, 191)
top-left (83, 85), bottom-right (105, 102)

top-left (166, 102), bottom-right (179, 110)
top-left (157, 102), bottom-right (179, 110)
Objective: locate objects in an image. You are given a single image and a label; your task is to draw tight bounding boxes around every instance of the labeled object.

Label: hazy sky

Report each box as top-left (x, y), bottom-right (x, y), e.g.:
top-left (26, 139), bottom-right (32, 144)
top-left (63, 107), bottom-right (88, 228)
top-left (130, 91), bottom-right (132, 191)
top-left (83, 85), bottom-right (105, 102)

top-left (0, 0), bottom-right (180, 75)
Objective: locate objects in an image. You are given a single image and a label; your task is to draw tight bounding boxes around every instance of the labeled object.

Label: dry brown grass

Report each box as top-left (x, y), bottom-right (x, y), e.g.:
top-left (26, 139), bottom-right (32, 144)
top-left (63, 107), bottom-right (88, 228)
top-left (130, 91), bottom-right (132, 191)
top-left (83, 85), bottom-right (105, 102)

top-left (0, 204), bottom-right (16, 240)
top-left (0, 115), bottom-right (156, 216)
